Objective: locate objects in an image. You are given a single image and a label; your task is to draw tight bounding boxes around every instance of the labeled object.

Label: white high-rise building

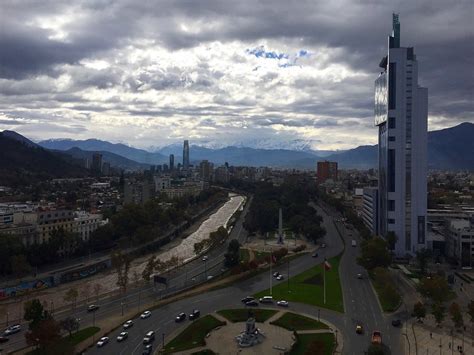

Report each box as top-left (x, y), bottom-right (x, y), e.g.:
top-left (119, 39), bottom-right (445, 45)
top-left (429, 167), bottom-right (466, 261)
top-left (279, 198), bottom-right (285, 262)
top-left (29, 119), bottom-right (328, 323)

top-left (375, 14), bottom-right (428, 256)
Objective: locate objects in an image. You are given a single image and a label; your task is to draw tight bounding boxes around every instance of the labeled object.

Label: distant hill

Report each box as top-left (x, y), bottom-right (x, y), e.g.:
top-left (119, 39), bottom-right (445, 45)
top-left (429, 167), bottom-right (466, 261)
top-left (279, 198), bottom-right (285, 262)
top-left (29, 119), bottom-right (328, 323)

top-left (34, 121), bottom-right (474, 171)
top-left (63, 147), bottom-right (150, 171)
top-left (0, 132), bottom-right (88, 185)
top-left (39, 138), bottom-right (167, 165)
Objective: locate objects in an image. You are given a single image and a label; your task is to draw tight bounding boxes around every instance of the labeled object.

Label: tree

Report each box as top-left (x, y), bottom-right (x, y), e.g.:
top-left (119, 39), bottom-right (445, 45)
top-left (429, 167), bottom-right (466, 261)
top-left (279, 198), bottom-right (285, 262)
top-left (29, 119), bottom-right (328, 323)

top-left (60, 316), bottom-right (79, 337)
top-left (25, 317), bottom-right (62, 353)
top-left (432, 302), bottom-right (446, 327)
top-left (413, 302), bottom-right (426, 322)
top-left (63, 288), bottom-right (79, 311)
top-left (24, 299), bottom-right (47, 330)
top-left (357, 237), bottom-right (391, 270)
top-left (224, 239), bottom-right (241, 268)
top-left (386, 231), bottom-right (397, 251)
top-left (468, 300), bottom-right (474, 324)
top-left (142, 256), bottom-right (156, 282)
top-left (449, 302), bottom-right (464, 329)
top-left (10, 254), bottom-right (32, 279)
top-left (416, 248), bottom-right (431, 275)
top-left (418, 276), bottom-right (451, 304)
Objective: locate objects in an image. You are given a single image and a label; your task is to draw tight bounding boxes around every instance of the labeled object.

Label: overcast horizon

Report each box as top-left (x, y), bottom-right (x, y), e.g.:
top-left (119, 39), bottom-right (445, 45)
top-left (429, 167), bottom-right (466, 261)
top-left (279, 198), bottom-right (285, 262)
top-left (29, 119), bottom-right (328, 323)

top-left (1, 1), bottom-right (472, 150)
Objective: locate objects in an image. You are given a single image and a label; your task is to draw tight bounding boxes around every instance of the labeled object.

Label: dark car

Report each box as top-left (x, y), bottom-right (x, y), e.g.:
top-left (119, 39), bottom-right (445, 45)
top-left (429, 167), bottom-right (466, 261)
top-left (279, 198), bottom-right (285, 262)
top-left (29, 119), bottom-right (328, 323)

top-left (391, 319), bottom-right (401, 327)
top-left (0, 336), bottom-right (9, 343)
top-left (245, 300), bottom-right (259, 306)
top-left (142, 344), bottom-right (153, 355)
top-left (87, 304), bottom-right (100, 312)
top-left (241, 296), bottom-right (255, 304)
top-left (175, 312), bottom-right (186, 322)
top-left (189, 309), bottom-right (200, 320)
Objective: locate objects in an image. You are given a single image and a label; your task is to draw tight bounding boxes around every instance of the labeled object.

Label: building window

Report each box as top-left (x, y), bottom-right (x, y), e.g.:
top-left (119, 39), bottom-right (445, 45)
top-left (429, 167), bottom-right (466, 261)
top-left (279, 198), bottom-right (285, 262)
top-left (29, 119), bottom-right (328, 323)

top-left (388, 219), bottom-right (395, 224)
top-left (388, 117), bottom-right (396, 129)
top-left (417, 216), bottom-right (426, 244)
top-left (388, 149), bottom-right (396, 192)
top-left (388, 200), bottom-right (395, 211)
top-left (389, 136), bottom-right (396, 141)
top-left (388, 63), bottom-right (396, 109)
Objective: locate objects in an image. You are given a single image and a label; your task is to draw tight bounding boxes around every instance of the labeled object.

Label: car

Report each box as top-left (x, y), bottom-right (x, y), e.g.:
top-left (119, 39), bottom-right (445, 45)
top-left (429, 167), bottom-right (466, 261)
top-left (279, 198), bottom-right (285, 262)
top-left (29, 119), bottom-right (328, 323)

top-left (371, 331), bottom-right (382, 345)
top-left (175, 312), bottom-right (186, 322)
top-left (259, 296), bottom-right (274, 304)
top-left (202, 255), bottom-right (208, 261)
top-left (116, 332), bottom-right (128, 342)
top-left (241, 296), bottom-right (255, 304)
top-left (207, 275), bottom-right (213, 280)
top-left (142, 344), bottom-right (153, 355)
top-left (141, 311), bottom-right (151, 319)
top-left (123, 320), bottom-right (134, 329)
top-left (277, 300), bottom-right (289, 307)
top-left (97, 336), bottom-right (109, 347)
top-left (0, 336), bottom-right (9, 343)
top-left (356, 325), bottom-right (363, 334)
top-left (391, 319), bottom-right (401, 327)
top-left (143, 331), bottom-right (155, 344)
top-left (312, 252), bottom-right (319, 258)
top-left (321, 243), bottom-right (327, 248)
top-left (87, 304), bottom-right (100, 312)
top-left (276, 274), bottom-right (284, 281)
top-left (189, 309), bottom-right (200, 320)
top-left (357, 273), bottom-right (363, 279)
top-left (3, 324), bottom-right (21, 336)
top-left (273, 272), bottom-right (280, 278)
top-left (245, 300), bottom-right (259, 306)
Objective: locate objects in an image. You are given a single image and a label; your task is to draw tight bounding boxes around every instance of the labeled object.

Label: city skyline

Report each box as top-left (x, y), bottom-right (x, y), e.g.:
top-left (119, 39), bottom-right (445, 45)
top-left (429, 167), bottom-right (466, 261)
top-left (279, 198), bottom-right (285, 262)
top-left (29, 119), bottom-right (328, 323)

top-left (0, 1), bottom-right (472, 150)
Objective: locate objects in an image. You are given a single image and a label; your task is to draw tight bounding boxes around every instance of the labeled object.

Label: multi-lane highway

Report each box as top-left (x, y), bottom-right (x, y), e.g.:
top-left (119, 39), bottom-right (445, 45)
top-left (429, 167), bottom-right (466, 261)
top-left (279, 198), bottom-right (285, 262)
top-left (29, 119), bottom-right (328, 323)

top-left (2, 197), bottom-right (404, 354)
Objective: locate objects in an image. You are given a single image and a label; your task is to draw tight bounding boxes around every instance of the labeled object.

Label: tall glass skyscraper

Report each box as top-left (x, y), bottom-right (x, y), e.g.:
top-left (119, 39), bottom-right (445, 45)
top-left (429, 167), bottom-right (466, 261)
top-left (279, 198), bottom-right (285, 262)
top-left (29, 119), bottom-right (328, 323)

top-left (183, 140), bottom-right (190, 169)
top-left (375, 14), bottom-right (428, 256)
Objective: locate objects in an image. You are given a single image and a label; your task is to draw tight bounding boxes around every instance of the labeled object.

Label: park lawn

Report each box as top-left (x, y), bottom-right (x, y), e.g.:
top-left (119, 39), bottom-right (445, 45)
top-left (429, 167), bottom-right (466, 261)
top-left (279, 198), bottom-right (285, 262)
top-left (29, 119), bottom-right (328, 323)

top-left (67, 326), bottom-right (100, 346)
top-left (217, 308), bottom-right (277, 323)
top-left (253, 255), bottom-right (344, 313)
top-left (290, 333), bottom-right (335, 355)
top-left (270, 312), bottom-right (329, 331)
top-left (254, 250), bottom-right (270, 261)
top-left (240, 248), bottom-right (250, 263)
top-left (371, 277), bottom-right (402, 312)
top-left (164, 315), bottom-right (225, 353)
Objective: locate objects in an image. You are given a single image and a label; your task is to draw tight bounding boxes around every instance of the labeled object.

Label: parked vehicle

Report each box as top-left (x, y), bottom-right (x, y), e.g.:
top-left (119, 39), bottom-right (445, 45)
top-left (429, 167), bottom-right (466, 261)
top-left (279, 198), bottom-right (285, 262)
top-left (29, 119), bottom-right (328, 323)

top-left (189, 309), bottom-right (200, 320)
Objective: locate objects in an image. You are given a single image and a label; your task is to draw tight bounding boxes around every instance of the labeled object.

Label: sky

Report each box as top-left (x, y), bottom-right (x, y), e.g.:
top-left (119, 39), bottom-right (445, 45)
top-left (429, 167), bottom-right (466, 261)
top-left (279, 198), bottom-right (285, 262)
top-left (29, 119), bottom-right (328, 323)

top-left (0, 0), bottom-right (472, 151)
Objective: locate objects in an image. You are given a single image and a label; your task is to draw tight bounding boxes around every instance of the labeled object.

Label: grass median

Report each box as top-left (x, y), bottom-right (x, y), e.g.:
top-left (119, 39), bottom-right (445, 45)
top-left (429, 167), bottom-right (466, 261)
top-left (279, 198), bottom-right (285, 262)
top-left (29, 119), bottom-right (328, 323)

top-left (163, 315), bottom-right (226, 354)
top-left (289, 333), bottom-right (335, 355)
top-left (270, 312), bottom-right (329, 331)
top-left (217, 308), bottom-right (277, 323)
top-left (253, 255), bottom-right (344, 313)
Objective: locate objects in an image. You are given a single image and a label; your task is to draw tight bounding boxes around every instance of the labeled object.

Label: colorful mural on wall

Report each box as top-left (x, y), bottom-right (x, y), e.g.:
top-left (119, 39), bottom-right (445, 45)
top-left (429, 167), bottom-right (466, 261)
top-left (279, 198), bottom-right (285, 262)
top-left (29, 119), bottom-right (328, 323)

top-left (0, 277), bottom-right (54, 300)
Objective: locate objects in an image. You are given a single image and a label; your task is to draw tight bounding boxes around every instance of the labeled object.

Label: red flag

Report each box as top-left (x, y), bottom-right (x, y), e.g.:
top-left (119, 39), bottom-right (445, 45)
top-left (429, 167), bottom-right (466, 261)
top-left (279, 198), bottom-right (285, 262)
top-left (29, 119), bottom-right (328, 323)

top-left (324, 260), bottom-right (331, 271)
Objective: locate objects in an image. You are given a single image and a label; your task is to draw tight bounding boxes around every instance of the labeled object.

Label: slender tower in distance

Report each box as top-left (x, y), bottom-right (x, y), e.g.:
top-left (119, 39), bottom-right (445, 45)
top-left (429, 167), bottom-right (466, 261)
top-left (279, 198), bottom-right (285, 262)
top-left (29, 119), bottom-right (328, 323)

top-left (183, 140), bottom-right (190, 170)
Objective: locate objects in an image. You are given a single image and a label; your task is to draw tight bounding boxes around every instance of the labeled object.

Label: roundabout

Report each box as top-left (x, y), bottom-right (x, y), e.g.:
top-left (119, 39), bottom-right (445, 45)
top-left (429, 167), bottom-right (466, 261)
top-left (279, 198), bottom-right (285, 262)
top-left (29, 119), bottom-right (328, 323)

top-left (163, 308), bottom-right (338, 354)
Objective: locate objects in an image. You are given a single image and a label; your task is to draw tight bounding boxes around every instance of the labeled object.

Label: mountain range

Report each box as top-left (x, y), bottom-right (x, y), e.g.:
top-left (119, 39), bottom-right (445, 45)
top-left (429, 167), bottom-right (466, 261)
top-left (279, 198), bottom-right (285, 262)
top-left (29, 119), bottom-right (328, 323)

top-left (35, 122), bottom-right (474, 171)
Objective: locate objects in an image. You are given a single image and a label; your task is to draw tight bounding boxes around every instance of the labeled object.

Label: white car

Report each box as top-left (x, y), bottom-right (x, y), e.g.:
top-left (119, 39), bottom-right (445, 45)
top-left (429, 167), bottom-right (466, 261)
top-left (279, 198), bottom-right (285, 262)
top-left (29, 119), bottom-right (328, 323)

top-left (277, 300), bottom-right (289, 307)
top-left (141, 311), bottom-right (152, 319)
top-left (123, 320), bottom-right (134, 329)
top-left (357, 273), bottom-right (363, 279)
top-left (116, 332), bottom-right (128, 342)
top-left (273, 272), bottom-right (280, 278)
top-left (97, 336), bottom-right (109, 347)
top-left (202, 255), bottom-right (208, 261)
top-left (276, 274), bottom-right (284, 281)
top-left (4, 324), bottom-right (21, 336)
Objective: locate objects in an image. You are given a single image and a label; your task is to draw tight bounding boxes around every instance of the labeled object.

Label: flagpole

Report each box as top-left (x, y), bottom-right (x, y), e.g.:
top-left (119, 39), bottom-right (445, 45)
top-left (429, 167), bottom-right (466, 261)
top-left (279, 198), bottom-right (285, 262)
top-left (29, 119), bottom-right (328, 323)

top-left (323, 258), bottom-right (326, 304)
top-left (270, 247), bottom-right (273, 296)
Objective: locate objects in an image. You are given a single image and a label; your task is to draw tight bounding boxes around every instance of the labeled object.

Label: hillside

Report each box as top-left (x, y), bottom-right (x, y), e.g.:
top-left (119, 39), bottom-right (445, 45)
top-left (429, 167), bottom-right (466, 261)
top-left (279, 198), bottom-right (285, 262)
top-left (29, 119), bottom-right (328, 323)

top-left (0, 132), bottom-right (88, 186)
